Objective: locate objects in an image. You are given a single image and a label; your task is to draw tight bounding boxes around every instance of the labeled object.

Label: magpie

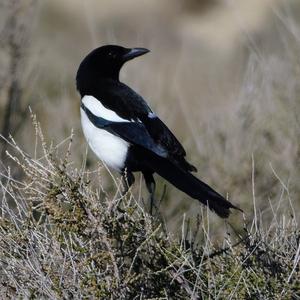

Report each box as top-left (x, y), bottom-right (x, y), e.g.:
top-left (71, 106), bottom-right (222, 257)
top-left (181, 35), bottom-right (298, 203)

top-left (76, 45), bottom-right (241, 218)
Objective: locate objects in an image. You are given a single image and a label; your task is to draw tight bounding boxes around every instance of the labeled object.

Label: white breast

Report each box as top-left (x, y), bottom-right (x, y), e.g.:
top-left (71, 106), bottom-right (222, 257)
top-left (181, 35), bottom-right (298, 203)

top-left (80, 96), bottom-right (129, 171)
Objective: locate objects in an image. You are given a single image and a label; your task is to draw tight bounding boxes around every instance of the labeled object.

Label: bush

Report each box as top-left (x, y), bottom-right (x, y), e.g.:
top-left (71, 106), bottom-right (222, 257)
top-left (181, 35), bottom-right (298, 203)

top-left (0, 118), bottom-right (299, 299)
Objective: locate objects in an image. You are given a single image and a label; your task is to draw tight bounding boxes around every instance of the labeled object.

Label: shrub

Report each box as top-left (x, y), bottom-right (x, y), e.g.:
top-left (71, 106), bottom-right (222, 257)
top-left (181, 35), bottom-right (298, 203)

top-left (0, 118), bottom-right (299, 299)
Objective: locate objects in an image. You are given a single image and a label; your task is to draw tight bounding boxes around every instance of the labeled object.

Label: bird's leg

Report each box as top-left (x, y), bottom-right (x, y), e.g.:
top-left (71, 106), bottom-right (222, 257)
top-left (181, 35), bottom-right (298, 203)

top-left (143, 172), bottom-right (156, 215)
top-left (121, 169), bottom-right (135, 197)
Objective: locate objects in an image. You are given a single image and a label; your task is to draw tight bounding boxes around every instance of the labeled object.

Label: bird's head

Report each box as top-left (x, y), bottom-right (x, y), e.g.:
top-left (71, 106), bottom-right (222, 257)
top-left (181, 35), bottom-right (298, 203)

top-left (76, 45), bottom-right (149, 94)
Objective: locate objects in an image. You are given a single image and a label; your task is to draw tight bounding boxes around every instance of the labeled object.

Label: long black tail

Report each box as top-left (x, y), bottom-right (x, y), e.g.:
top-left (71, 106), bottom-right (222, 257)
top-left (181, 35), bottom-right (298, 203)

top-left (141, 150), bottom-right (242, 218)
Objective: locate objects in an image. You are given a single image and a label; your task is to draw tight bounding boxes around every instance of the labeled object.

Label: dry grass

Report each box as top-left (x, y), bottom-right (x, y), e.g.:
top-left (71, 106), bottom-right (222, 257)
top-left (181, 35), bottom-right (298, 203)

top-left (0, 1), bottom-right (300, 298)
top-left (0, 115), bottom-right (299, 299)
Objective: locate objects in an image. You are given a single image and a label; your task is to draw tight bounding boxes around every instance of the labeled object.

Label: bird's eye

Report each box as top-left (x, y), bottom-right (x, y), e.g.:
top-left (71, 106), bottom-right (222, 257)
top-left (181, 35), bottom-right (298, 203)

top-left (108, 52), bottom-right (115, 58)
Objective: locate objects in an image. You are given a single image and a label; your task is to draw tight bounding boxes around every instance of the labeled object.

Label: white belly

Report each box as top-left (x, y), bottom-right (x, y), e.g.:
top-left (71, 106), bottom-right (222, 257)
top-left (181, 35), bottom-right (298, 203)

top-left (80, 108), bottom-right (129, 171)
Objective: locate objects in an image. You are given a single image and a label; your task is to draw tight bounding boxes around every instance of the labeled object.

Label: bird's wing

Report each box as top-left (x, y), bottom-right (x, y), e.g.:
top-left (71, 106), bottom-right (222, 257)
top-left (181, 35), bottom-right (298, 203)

top-left (81, 103), bottom-right (167, 158)
top-left (93, 81), bottom-right (197, 172)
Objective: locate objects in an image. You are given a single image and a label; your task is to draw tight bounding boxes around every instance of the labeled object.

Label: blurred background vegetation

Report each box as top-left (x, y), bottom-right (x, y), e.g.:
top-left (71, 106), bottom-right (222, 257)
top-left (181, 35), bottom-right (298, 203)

top-left (0, 0), bottom-right (299, 234)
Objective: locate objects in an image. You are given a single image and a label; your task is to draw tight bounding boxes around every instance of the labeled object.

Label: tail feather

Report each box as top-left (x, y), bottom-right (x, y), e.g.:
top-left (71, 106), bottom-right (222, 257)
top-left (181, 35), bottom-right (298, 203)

top-left (142, 150), bottom-right (242, 218)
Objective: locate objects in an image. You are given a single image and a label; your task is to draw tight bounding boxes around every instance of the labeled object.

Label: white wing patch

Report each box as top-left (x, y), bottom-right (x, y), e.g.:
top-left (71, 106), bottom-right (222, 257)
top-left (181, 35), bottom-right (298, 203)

top-left (80, 107), bottom-right (129, 171)
top-left (82, 95), bottom-right (130, 122)
top-left (148, 112), bottom-right (157, 119)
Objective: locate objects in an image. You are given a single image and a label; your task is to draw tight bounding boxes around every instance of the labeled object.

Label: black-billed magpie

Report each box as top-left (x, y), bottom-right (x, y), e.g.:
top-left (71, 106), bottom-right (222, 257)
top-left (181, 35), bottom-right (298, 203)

top-left (76, 45), bottom-right (241, 218)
